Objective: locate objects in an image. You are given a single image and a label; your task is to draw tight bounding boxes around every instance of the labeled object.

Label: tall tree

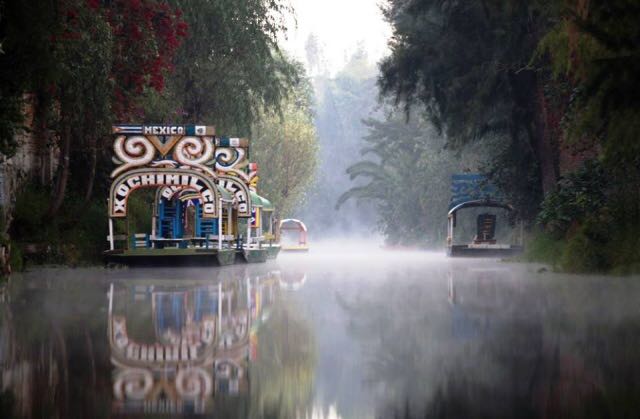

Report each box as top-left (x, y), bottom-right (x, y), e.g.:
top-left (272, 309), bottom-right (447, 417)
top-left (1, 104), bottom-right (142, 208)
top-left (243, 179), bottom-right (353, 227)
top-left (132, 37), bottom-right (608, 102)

top-left (251, 76), bottom-right (319, 218)
top-left (0, 0), bottom-right (58, 158)
top-left (149, 0), bottom-right (300, 135)
top-left (379, 0), bottom-right (557, 216)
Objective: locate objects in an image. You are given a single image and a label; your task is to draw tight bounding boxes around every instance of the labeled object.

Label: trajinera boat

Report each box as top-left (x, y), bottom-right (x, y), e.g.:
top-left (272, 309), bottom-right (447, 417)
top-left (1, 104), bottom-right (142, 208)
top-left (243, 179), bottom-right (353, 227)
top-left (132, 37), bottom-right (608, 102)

top-left (278, 219), bottom-right (309, 252)
top-left (446, 174), bottom-right (524, 257)
top-left (104, 124), bottom-right (279, 265)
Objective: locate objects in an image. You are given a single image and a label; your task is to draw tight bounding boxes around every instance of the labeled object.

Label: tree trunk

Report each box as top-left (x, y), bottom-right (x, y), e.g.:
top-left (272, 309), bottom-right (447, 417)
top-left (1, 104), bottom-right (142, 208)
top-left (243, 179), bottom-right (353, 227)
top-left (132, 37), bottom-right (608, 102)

top-left (512, 70), bottom-right (559, 197)
top-left (47, 111), bottom-right (71, 218)
top-left (83, 135), bottom-right (97, 204)
top-left (532, 83), bottom-right (559, 196)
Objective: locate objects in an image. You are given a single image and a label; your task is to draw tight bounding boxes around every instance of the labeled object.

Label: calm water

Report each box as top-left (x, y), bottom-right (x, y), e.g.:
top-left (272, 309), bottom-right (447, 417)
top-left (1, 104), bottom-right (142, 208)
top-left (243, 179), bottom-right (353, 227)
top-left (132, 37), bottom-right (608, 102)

top-left (1, 245), bottom-right (640, 418)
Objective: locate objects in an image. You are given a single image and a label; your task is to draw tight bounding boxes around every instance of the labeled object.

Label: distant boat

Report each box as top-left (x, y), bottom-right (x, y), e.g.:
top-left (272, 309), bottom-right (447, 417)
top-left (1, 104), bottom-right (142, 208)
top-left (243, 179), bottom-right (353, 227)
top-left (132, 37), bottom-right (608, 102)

top-left (278, 219), bottom-right (309, 252)
top-left (447, 199), bottom-right (524, 257)
top-left (446, 174), bottom-right (524, 257)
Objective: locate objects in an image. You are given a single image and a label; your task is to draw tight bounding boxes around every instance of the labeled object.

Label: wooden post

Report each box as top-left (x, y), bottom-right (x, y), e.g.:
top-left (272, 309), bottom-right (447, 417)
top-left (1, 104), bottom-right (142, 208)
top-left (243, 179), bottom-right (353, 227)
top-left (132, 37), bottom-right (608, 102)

top-left (246, 218), bottom-right (251, 249)
top-left (218, 199), bottom-right (223, 250)
top-left (451, 216), bottom-right (455, 244)
top-left (108, 283), bottom-right (114, 316)
top-left (109, 218), bottom-right (115, 250)
top-left (151, 201), bottom-right (157, 239)
top-left (218, 282), bottom-right (222, 333)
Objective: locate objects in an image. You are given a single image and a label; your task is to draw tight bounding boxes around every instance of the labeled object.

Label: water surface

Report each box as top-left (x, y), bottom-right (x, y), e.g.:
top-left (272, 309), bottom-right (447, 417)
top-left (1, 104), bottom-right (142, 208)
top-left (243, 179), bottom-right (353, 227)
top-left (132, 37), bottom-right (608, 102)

top-left (1, 246), bottom-right (640, 418)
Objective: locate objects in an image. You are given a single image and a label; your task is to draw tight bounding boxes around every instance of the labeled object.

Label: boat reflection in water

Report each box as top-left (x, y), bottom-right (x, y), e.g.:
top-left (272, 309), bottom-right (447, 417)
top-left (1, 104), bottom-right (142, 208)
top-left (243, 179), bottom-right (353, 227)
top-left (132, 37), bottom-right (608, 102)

top-left (106, 265), bottom-right (313, 416)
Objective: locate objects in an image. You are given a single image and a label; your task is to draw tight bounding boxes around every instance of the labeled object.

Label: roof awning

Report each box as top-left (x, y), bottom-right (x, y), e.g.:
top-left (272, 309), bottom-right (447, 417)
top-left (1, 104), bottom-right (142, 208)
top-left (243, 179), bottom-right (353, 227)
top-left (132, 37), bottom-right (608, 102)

top-left (217, 185), bottom-right (234, 202)
top-left (448, 199), bottom-right (514, 216)
top-left (261, 196), bottom-right (274, 211)
top-left (279, 218), bottom-right (308, 232)
top-left (250, 191), bottom-right (275, 210)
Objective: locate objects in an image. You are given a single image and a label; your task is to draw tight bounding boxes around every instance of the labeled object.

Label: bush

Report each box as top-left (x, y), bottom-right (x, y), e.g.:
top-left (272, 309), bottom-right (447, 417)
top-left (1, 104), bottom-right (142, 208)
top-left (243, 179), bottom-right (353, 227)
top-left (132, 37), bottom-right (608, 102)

top-left (522, 230), bottom-right (565, 267)
top-left (537, 160), bottom-right (607, 237)
top-left (11, 185), bottom-right (52, 242)
top-left (10, 185), bottom-right (110, 266)
top-left (9, 243), bottom-right (23, 272)
top-left (560, 228), bottom-right (607, 273)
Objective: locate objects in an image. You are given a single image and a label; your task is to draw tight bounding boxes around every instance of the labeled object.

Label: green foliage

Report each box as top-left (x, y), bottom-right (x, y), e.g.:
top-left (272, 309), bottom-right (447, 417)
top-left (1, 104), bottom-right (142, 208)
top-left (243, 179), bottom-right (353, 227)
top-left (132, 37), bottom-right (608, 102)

top-left (531, 159), bottom-right (640, 274)
top-left (338, 111), bottom-right (456, 246)
top-left (8, 243), bottom-right (23, 273)
top-left (10, 185), bottom-right (108, 265)
top-left (250, 299), bottom-right (316, 419)
top-left (1, 0), bottom-right (305, 267)
top-left (122, 189), bottom-right (155, 235)
top-left (520, 230), bottom-right (565, 267)
top-left (0, 0), bottom-right (57, 157)
top-left (252, 76), bottom-right (319, 218)
top-left (378, 0), bottom-right (561, 218)
top-left (537, 160), bottom-right (607, 236)
top-left (379, 0), bottom-right (540, 141)
top-left (559, 217), bottom-right (610, 273)
top-left (294, 47), bottom-right (381, 235)
top-left (154, 0), bottom-right (300, 135)
top-left (536, 0), bottom-right (640, 167)
top-left (11, 185), bottom-right (52, 241)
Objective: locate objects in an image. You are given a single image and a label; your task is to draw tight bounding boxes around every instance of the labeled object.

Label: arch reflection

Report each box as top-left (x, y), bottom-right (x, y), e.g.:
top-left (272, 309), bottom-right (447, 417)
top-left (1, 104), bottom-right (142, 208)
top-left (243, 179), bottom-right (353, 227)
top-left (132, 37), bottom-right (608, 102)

top-left (108, 268), bottom-right (282, 415)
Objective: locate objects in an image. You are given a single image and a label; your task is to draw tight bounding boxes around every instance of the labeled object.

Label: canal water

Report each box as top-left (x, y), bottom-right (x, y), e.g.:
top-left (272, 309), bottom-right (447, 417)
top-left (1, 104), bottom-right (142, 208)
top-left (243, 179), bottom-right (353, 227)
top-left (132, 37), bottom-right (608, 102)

top-left (1, 244), bottom-right (640, 418)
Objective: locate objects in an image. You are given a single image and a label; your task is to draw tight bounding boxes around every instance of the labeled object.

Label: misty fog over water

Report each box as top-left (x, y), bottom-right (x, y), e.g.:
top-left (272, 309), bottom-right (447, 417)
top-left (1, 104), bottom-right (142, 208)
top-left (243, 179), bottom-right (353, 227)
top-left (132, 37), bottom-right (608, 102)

top-left (2, 246), bottom-right (640, 418)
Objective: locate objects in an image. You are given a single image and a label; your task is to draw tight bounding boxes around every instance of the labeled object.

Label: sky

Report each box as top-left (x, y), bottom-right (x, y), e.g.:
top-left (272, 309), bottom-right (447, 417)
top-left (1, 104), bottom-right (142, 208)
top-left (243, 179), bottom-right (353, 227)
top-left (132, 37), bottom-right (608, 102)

top-left (282, 0), bottom-right (391, 75)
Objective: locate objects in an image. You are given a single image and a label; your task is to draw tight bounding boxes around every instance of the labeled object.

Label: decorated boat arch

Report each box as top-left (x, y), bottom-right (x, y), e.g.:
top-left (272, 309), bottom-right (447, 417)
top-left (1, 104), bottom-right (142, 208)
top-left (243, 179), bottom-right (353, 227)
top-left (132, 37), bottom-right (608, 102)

top-left (105, 124), bottom-right (280, 265)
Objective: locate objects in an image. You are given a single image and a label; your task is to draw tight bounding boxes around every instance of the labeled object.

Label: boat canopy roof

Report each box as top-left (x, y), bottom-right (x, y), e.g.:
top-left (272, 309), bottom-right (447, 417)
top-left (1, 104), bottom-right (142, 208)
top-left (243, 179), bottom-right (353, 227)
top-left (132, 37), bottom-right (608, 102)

top-left (217, 186), bottom-right (234, 202)
top-left (260, 196), bottom-right (274, 211)
top-left (249, 191), bottom-right (275, 210)
top-left (448, 199), bottom-right (514, 216)
top-left (279, 218), bottom-right (308, 232)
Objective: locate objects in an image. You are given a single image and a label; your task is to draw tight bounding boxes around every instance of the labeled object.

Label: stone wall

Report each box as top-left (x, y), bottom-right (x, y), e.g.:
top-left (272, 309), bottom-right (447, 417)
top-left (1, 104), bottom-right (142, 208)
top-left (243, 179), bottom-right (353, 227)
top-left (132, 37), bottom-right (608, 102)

top-left (0, 94), bottom-right (58, 232)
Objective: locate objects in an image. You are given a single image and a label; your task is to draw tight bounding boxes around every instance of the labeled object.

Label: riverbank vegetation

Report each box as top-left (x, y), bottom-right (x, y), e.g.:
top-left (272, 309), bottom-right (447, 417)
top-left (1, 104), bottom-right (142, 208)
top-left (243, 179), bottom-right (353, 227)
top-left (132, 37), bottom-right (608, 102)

top-left (338, 0), bottom-right (640, 273)
top-left (0, 0), bottom-right (317, 272)
top-left (2, 0), bottom-right (638, 275)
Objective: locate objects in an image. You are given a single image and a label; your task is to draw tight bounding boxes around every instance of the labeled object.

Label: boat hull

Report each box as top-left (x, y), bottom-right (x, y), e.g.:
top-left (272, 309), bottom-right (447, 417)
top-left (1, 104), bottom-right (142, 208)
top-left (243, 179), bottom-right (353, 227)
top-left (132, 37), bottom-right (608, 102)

top-left (242, 248), bottom-right (269, 263)
top-left (447, 245), bottom-right (524, 258)
top-left (105, 248), bottom-right (253, 266)
top-left (266, 244), bottom-right (281, 259)
top-left (281, 245), bottom-right (309, 252)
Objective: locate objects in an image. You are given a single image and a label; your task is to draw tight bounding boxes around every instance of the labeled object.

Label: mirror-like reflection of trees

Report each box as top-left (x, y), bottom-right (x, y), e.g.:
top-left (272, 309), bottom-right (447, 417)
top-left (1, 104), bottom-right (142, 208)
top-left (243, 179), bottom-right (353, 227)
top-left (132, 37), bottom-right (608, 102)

top-left (249, 293), bottom-right (316, 419)
top-left (0, 274), bottom-right (112, 418)
top-left (339, 266), bottom-right (640, 418)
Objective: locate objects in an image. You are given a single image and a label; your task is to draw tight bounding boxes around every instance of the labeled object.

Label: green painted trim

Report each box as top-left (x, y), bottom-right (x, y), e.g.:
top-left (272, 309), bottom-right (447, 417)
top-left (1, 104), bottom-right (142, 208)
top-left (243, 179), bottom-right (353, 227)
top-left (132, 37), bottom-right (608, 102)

top-left (266, 245), bottom-right (281, 259)
top-left (118, 248), bottom-right (218, 257)
top-left (217, 249), bottom-right (236, 265)
top-left (243, 249), bottom-right (268, 263)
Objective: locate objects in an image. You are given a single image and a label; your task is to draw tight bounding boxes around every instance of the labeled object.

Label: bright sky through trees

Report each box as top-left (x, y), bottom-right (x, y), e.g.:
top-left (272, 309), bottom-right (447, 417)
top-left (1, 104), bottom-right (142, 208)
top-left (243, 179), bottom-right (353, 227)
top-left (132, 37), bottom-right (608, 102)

top-left (283, 0), bottom-right (391, 74)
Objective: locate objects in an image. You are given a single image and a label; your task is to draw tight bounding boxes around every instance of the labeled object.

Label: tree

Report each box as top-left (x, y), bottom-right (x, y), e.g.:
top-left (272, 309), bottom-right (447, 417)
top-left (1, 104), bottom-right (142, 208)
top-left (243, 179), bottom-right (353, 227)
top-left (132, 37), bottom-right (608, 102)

top-left (296, 47), bottom-right (381, 236)
top-left (338, 110), bottom-right (461, 246)
top-left (146, 0), bottom-right (300, 136)
top-left (251, 77), bottom-right (319, 218)
top-left (378, 0), bottom-right (558, 217)
top-left (0, 0), bottom-right (58, 158)
top-left (537, 0), bottom-right (640, 171)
